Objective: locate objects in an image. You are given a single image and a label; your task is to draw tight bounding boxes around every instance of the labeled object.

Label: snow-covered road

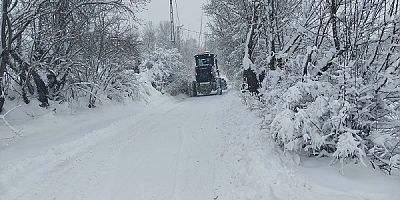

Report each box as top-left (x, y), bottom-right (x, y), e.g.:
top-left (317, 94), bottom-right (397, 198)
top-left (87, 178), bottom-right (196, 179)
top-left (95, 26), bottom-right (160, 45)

top-left (1, 92), bottom-right (399, 200)
top-left (0, 93), bottom-right (228, 200)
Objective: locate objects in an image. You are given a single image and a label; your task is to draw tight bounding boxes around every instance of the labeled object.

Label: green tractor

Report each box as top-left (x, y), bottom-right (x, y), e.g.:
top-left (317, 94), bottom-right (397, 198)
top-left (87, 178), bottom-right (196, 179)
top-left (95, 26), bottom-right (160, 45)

top-left (189, 52), bottom-right (227, 97)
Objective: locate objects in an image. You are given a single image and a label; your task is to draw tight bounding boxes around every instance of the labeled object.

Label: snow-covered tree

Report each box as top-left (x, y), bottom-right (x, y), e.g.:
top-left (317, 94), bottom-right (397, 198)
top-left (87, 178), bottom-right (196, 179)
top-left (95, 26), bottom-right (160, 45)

top-left (207, 0), bottom-right (400, 173)
top-left (0, 0), bottom-right (149, 111)
top-left (140, 46), bottom-right (189, 96)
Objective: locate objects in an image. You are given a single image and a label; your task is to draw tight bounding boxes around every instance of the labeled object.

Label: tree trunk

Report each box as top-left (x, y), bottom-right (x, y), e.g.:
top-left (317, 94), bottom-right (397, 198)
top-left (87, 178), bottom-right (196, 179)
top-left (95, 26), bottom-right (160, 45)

top-left (268, 0), bottom-right (276, 70)
top-left (0, 0), bottom-right (9, 113)
top-left (31, 70), bottom-right (49, 108)
top-left (242, 1), bottom-right (261, 94)
top-left (330, 0), bottom-right (340, 51)
top-left (10, 50), bottom-right (49, 107)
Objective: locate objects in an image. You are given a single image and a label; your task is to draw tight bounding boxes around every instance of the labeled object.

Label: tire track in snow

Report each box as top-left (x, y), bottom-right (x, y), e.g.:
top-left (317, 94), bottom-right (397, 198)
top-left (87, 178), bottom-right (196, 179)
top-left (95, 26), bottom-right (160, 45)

top-left (169, 125), bottom-right (185, 200)
top-left (86, 99), bottom-right (198, 200)
top-left (169, 96), bottom-right (224, 200)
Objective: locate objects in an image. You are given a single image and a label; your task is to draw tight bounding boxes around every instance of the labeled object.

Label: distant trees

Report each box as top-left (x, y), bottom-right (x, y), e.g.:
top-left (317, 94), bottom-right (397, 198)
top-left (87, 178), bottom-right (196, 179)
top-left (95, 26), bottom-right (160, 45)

top-left (206, 0), bottom-right (400, 173)
top-left (139, 21), bottom-right (199, 96)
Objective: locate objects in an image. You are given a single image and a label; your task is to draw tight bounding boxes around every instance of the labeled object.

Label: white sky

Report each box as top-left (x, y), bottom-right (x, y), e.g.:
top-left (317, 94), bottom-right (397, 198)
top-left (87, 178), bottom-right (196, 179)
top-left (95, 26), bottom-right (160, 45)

top-left (138, 0), bottom-right (209, 38)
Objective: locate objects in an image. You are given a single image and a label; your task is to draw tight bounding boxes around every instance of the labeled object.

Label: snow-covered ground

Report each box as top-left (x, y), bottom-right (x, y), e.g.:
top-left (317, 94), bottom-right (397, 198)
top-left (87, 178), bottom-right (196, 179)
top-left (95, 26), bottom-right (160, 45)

top-left (0, 91), bottom-right (399, 200)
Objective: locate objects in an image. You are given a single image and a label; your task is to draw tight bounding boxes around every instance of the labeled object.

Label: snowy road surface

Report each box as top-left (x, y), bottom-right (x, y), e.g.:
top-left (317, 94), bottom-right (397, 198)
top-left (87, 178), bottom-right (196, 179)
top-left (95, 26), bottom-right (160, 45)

top-left (1, 92), bottom-right (399, 200)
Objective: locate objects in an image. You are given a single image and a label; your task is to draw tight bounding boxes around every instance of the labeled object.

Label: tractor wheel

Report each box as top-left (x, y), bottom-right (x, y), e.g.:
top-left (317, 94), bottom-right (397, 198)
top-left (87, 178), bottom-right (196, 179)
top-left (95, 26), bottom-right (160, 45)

top-left (217, 79), bottom-right (223, 95)
top-left (188, 82), bottom-right (193, 97)
top-left (221, 78), bottom-right (227, 90)
top-left (192, 81), bottom-right (198, 97)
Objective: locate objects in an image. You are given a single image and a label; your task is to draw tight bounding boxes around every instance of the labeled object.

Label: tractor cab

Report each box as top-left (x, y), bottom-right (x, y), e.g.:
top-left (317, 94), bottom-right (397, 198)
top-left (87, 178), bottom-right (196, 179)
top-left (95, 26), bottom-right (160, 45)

top-left (195, 53), bottom-right (215, 67)
top-left (194, 52), bottom-right (217, 83)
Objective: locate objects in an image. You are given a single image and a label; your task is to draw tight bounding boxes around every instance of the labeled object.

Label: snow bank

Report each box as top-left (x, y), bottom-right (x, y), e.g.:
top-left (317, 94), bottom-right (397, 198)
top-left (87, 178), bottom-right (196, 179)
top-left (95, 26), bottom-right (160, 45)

top-left (240, 87), bottom-right (400, 199)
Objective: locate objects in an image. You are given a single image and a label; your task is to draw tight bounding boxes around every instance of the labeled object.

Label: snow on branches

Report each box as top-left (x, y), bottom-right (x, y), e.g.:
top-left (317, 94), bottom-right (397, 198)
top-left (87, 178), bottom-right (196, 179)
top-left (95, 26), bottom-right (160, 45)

top-left (208, 0), bottom-right (400, 174)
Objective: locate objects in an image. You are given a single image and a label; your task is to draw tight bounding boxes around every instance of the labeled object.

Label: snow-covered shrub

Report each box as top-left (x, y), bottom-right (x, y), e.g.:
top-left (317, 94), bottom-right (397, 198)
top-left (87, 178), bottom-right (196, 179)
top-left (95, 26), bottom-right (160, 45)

top-left (389, 154), bottom-right (400, 171)
top-left (281, 81), bottom-right (333, 111)
top-left (140, 47), bottom-right (191, 96)
top-left (369, 130), bottom-right (400, 174)
top-left (271, 108), bottom-right (300, 151)
top-left (269, 81), bottom-right (332, 152)
top-left (105, 70), bottom-right (150, 102)
top-left (255, 75), bottom-right (399, 173)
top-left (240, 51), bottom-right (400, 173)
top-left (332, 132), bottom-right (367, 168)
top-left (261, 79), bottom-right (372, 168)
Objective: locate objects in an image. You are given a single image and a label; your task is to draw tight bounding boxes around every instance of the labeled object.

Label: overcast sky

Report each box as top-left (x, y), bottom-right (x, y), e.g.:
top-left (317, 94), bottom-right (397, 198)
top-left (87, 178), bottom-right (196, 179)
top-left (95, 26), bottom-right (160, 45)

top-left (138, 0), bottom-right (209, 38)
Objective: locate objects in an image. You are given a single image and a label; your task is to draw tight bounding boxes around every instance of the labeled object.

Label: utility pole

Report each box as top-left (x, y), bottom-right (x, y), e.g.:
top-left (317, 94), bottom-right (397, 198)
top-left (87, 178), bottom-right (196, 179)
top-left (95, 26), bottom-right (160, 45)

top-left (169, 0), bottom-right (175, 44)
top-left (198, 12), bottom-right (203, 47)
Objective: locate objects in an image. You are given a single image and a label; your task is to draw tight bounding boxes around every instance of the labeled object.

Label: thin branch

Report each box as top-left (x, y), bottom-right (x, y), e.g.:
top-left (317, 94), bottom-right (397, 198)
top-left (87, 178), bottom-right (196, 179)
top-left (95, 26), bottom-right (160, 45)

top-left (0, 105), bottom-right (22, 136)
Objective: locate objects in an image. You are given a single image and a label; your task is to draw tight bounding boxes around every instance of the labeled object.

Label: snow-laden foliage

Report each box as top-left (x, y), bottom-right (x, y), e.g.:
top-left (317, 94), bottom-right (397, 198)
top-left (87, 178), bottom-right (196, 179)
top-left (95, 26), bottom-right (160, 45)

top-left (104, 70), bottom-right (151, 102)
top-left (261, 71), bottom-right (399, 173)
top-left (207, 0), bottom-right (400, 174)
top-left (259, 73), bottom-right (399, 173)
top-left (333, 132), bottom-right (367, 169)
top-left (140, 47), bottom-right (190, 96)
top-left (0, 0), bottom-right (150, 111)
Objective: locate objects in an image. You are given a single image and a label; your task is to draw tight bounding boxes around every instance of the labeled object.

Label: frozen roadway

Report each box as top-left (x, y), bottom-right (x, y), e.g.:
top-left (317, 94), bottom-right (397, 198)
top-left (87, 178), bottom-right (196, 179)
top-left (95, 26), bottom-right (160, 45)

top-left (0, 91), bottom-right (399, 200)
